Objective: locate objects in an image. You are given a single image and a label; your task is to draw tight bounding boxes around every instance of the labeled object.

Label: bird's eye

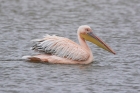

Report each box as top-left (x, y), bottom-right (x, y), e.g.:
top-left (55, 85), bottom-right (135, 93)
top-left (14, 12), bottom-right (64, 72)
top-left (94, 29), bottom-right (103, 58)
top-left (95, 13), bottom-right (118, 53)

top-left (86, 29), bottom-right (88, 31)
top-left (86, 29), bottom-right (89, 32)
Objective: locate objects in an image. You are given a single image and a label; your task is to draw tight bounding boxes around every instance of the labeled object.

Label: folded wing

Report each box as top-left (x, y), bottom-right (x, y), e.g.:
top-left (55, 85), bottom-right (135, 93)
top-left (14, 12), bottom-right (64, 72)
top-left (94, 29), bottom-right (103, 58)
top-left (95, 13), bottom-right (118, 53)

top-left (31, 35), bottom-right (89, 61)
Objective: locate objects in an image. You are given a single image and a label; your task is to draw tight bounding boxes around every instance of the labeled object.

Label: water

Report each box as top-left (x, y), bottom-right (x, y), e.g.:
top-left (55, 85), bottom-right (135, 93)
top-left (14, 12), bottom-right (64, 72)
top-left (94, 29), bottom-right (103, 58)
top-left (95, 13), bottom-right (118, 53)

top-left (0, 0), bottom-right (140, 93)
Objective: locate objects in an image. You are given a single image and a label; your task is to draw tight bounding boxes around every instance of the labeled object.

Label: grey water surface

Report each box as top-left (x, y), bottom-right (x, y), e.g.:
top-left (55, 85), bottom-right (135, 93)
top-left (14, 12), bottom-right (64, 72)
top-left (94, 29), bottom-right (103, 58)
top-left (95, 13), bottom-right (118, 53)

top-left (0, 0), bottom-right (140, 93)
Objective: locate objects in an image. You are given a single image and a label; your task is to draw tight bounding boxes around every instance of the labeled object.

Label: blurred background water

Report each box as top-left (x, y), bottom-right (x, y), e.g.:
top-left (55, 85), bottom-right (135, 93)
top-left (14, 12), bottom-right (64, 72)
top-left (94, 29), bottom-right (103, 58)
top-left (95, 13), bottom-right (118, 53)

top-left (0, 0), bottom-right (140, 93)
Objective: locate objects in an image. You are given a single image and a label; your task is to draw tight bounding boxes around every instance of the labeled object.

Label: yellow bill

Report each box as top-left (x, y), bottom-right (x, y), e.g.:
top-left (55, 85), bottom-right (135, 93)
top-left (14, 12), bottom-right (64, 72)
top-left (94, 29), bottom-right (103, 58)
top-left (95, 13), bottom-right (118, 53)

top-left (81, 32), bottom-right (116, 54)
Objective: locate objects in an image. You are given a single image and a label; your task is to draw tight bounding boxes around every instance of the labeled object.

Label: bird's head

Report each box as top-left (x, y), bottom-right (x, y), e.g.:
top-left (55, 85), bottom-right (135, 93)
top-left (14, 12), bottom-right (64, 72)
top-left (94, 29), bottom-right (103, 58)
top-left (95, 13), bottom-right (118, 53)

top-left (78, 25), bottom-right (116, 54)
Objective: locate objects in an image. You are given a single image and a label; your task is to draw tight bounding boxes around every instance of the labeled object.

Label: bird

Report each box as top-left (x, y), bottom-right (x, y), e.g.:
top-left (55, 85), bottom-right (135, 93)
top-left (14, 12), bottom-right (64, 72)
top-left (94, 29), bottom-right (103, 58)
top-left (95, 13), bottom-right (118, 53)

top-left (22, 25), bottom-right (115, 64)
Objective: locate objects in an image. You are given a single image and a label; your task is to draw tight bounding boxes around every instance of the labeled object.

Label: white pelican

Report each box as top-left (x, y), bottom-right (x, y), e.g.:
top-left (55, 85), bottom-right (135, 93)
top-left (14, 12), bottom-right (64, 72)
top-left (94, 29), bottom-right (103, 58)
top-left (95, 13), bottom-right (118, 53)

top-left (22, 25), bottom-right (115, 64)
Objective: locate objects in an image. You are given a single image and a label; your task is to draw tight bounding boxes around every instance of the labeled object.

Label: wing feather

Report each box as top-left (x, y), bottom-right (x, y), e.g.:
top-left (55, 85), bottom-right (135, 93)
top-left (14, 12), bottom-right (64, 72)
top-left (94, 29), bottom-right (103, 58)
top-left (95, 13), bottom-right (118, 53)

top-left (32, 35), bottom-right (89, 61)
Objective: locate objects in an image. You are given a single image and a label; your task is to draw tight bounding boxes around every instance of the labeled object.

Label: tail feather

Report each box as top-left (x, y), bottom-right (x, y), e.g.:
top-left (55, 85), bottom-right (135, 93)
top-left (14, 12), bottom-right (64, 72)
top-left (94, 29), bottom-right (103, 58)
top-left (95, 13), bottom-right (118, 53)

top-left (22, 56), bottom-right (41, 62)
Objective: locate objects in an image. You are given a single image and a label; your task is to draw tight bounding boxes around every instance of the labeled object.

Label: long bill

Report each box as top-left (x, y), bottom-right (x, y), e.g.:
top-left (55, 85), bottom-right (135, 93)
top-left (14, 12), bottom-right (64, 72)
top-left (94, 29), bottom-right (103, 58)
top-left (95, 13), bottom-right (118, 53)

top-left (81, 32), bottom-right (116, 54)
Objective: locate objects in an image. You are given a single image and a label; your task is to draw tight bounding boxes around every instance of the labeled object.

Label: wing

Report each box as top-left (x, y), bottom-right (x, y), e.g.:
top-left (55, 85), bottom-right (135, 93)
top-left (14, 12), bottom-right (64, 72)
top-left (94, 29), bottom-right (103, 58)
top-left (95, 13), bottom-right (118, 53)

top-left (31, 34), bottom-right (89, 61)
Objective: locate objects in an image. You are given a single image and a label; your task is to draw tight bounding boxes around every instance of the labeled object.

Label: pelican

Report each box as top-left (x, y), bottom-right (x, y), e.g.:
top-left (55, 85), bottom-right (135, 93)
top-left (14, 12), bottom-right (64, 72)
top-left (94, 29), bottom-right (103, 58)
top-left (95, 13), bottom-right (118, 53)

top-left (22, 25), bottom-right (115, 64)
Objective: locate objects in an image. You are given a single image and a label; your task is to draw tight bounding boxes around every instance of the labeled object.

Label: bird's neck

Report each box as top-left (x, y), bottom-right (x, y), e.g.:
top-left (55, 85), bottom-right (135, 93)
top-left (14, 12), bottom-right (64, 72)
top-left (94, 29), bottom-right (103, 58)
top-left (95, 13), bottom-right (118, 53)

top-left (77, 33), bottom-right (94, 62)
top-left (78, 34), bottom-right (90, 51)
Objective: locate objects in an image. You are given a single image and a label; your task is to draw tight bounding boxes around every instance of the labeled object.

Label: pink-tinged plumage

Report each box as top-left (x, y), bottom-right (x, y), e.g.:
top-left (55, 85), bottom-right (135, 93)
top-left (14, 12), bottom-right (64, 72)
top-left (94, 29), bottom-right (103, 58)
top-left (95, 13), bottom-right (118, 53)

top-left (22, 25), bottom-right (115, 64)
top-left (32, 35), bottom-right (89, 61)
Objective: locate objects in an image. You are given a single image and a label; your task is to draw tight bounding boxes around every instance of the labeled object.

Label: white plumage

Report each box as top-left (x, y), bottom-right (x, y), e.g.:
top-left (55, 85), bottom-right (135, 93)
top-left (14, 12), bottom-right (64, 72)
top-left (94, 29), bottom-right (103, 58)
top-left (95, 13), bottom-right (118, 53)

top-left (32, 34), bottom-right (89, 61)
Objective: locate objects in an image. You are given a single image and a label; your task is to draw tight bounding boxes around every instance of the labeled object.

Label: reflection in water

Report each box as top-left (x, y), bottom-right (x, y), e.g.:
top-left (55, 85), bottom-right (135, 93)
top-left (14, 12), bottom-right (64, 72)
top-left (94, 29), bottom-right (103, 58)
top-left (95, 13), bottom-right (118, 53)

top-left (0, 0), bottom-right (140, 93)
